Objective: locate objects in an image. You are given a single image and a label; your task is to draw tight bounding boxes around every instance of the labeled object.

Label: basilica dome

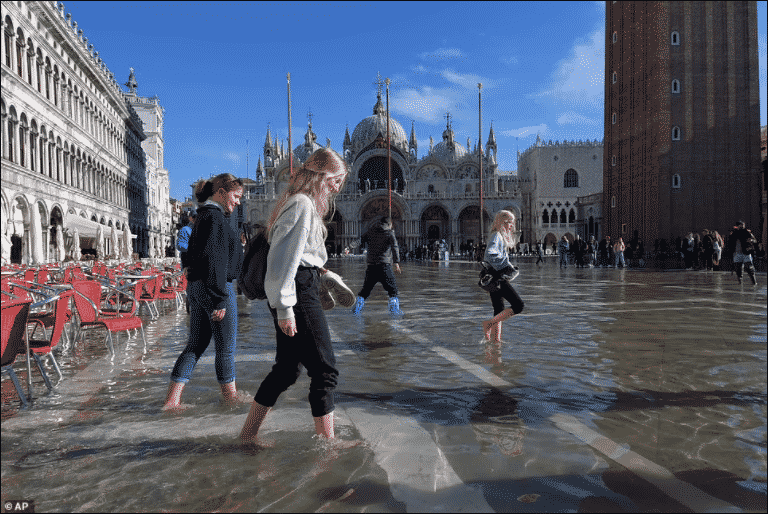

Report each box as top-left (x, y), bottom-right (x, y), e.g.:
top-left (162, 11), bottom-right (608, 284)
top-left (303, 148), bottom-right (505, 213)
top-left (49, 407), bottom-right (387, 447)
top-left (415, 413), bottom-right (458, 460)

top-left (293, 122), bottom-right (324, 163)
top-left (431, 125), bottom-right (466, 163)
top-left (350, 94), bottom-right (408, 152)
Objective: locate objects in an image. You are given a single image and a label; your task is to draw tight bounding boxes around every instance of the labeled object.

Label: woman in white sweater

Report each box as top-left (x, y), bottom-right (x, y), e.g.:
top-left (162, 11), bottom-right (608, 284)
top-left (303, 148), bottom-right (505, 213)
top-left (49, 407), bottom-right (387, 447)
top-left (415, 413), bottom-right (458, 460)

top-left (240, 148), bottom-right (347, 443)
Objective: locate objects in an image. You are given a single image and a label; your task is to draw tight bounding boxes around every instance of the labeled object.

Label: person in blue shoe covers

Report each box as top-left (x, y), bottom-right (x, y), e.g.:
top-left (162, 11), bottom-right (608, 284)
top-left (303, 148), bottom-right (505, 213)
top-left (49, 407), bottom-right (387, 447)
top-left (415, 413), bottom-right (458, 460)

top-left (481, 210), bottom-right (524, 344)
top-left (351, 216), bottom-right (403, 316)
top-left (240, 148), bottom-right (348, 443)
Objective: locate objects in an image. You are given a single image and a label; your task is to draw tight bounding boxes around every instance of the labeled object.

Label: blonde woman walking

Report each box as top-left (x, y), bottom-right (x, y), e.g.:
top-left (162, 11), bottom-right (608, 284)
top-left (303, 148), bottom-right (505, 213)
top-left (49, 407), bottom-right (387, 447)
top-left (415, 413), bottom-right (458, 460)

top-left (240, 148), bottom-right (348, 443)
top-left (481, 210), bottom-right (525, 343)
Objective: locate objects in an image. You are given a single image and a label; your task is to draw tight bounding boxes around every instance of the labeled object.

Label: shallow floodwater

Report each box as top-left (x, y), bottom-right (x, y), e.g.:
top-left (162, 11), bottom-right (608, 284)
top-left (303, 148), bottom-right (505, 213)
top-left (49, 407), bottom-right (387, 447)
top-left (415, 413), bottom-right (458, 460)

top-left (2, 258), bottom-right (766, 512)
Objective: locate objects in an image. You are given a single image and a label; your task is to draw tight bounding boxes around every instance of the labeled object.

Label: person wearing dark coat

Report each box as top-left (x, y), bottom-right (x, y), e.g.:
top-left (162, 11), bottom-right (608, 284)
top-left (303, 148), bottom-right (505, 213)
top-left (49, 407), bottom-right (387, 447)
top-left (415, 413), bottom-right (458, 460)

top-left (164, 174), bottom-right (245, 409)
top-left (727, 221), bottom-right (757, 285)
top-left (352, 217), bottom-right (403, 316)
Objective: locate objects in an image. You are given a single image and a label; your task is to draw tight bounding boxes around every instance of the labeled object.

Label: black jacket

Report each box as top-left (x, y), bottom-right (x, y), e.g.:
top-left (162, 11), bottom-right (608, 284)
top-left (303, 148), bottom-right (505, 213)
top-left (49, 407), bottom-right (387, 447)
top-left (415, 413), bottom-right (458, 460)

top-left (727, 228), bottom-right (756, 256)
top-left (186, 203), bottom-right (244, 311)
top-left (362, 223), bottom-right (400, 265)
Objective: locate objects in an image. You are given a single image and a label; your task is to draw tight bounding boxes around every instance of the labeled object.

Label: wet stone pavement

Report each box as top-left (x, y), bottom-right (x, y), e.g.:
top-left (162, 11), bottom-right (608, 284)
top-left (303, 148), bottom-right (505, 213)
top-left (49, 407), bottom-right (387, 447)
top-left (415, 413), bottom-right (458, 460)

top-left (1, 258), bottom-right (766, 513)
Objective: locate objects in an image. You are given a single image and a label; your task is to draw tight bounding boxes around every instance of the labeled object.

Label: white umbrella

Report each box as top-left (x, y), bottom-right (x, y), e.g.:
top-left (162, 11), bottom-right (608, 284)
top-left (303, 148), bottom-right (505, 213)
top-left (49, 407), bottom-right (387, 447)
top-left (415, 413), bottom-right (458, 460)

top-left (95, 224), bottom-right (104, 261)
top-left (1, 215), bottom-right (10, 265)
top-left (30, 205), bottom-right (44, 264)
top-left (56, 225), bottom-right (66, 263)
top-left (110, 226), bottom-right (119, 260)
top-left (148, 237), bottom-right (156, 259)
top-left (71, 228), bottom-right (82, 261)
top-left (122, 225), bottom-right (133, 260)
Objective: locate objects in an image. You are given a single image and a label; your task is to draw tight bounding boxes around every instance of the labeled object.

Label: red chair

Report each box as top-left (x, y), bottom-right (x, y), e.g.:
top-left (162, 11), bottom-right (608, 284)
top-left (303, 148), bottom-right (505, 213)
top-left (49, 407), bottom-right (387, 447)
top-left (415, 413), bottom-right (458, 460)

top-left (23, 268), bottom-right (36, 283)
top-left (135, 272), bottom-right (161, 319)
top-left (71, 280), bottom-right (146, 354)
top-left (156, 272), bottom-right (184, 311)
top-left (2, 295), bottom-right (33, 407)
top-left (26, 289), bottom-right (74, 389)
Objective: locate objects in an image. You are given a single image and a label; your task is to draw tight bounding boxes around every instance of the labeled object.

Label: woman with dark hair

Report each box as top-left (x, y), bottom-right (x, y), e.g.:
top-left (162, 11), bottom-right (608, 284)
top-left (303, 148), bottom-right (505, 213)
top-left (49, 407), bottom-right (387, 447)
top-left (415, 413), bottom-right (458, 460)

top-left (163, 173), bottom-right (245, 409)
top-left (240, 148), bottom-right (348, 442)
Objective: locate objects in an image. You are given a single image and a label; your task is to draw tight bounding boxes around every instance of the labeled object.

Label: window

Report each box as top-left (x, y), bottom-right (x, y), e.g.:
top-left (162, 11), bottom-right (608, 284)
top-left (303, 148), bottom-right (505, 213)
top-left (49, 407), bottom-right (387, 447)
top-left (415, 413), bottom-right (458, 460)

top-left (612, 112), bottom-right (617, 124)
top-left (542, 210), bottom-right (549, 224)
top-left (672, 126), bottom-right (681, 140)
top-left (671, 79), bottom-right (680, 93)
top-left (612, 31), bottom-right (617, 43)
top-left (671, 31), bottom-right (680, 45)
top-left (612, 71), bottom-right (617, 84)
top-left (621, 223), bottom-right (627, 234)
top-left (564, 168), bottom-right (579, 188)
top-left (672, 174), bottom-right (681, 189)
top-left (612, 155), bottom-right (617, 166)
top-left (611, 195), bottom-right (616, 208)
top-left (569, 209), bottom-right (576, 224)
top-left (559, 210), bottom-right (567, 224)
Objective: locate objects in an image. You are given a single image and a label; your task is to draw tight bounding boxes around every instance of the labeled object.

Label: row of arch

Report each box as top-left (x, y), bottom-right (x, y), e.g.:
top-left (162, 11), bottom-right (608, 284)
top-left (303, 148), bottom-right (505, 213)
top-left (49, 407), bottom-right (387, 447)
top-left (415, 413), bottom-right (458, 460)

top-left (1, 99), bottom-right (146, 211)
top-left (2, 14), bottom-right (144, 165)
top-left (542, 208), bottom-right (576, 225)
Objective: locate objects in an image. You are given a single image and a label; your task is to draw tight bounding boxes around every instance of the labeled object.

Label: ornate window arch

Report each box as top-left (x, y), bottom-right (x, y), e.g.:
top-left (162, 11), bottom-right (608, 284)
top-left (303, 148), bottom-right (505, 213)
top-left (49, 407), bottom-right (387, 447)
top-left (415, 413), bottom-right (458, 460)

top-left (671, 79), bottom-right (680, 93)
top-left (542, 210), bottom-right (549, 224)
top-left (672, 126), bottom-right (681, 140)
top-left (672, 173), bottom-right (681, 189)
top-left (564, 168), bottom-right (579, 188)
top-left (671, 31), bottom-right (680, 45)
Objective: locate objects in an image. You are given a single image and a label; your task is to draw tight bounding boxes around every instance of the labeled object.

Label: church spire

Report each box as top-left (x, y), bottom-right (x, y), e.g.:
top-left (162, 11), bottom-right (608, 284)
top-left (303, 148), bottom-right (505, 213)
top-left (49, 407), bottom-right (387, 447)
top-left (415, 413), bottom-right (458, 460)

top-left (264, 124), bottom-right (272, 149)
top-left (124, 67), bottom-right (138, 94)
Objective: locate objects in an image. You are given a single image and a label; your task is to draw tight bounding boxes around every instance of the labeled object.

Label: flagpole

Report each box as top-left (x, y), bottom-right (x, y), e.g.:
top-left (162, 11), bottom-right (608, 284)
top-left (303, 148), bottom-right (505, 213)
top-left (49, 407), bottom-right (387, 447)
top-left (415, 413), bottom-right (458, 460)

top-left (386, 77), bottom-right (392, 220)
top-left (287, 73), bottom-right (292, 176)
top-left (478, 82), bottom-right (484, 247)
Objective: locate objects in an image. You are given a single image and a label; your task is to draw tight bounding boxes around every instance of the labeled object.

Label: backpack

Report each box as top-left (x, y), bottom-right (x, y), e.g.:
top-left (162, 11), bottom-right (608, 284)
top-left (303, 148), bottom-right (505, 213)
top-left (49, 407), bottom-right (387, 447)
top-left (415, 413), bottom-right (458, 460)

top-left (239, 227), bottom-right (270, 300)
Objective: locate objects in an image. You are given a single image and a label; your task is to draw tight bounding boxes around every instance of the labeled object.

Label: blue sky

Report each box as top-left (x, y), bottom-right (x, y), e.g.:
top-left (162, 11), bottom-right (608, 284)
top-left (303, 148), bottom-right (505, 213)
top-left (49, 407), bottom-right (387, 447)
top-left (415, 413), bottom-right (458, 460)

top-left (64, 1), bottom-right (767, 202)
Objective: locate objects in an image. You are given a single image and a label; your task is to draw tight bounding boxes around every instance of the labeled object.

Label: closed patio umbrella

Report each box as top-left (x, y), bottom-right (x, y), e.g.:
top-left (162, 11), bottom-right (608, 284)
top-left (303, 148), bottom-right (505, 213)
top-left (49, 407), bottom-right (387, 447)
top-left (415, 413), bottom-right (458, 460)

top-left (122, 225), bottom-right (133, 260)
top-left (110, 226), bottom-right (119, 260)
top-left (71, 228), bottom-right (82, 261)
top-left (56, 225), bottom-right (66, 263)
top-left (95, 224), bottom-right (104, 261)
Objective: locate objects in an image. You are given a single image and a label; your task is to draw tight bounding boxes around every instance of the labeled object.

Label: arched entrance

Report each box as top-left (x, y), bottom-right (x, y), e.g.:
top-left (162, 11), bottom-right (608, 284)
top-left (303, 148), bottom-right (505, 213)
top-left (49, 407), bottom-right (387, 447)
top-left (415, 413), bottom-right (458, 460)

top-left (326, 210), bottom-right (343, 256)
top-left (358, 156), bottom-right (404, 193)
top-left (421, 204), bottom-right (449, 244)
top-left (11, 197), bottom-right (30, 264)
top-left (543, 232), bottom-right (557, 254)
top-left (360, 196), bottom-right (404, 245)
top-left (458, 205), bottom-right (490, 247)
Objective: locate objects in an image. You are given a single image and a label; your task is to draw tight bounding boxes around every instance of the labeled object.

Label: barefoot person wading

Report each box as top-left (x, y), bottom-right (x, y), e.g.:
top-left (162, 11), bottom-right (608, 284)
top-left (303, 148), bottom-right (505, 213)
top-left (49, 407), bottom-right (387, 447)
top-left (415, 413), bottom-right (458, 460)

top-left (481, 210), bottom-right (524, 343)
top-left (240, 148), bottom-right (348, 443)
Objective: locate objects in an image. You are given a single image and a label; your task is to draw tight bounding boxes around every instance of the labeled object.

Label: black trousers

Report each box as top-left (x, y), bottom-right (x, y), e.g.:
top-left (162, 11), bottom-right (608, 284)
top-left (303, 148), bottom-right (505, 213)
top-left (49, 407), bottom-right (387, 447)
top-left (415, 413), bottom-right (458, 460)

top-left (358, 263), bottom-right (399, 299)
top-left (489, 280), bottom-right (525, 316)
top-left (254, 268), bottom-right (338, 417)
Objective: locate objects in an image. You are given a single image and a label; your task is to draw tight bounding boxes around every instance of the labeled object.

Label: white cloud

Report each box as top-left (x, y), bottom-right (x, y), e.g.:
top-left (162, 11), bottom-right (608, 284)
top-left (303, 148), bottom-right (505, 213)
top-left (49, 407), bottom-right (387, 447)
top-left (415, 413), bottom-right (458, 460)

top-left (501, 56), bottom-right (519, 66)
top-left (223, 151), bottom-right (241, 164)
top-left (391, 86), bottom-right (455, 123)
top-left (501, 124), bottom-right (548, 138)
top-left (556, 111), bottom-right (601, 126)
top-left (441, 68), bottom-right (490, 90)
top-left (535, 27), bottom-right (605, 107)
top-left (419, 47), bottom-right (464, 60)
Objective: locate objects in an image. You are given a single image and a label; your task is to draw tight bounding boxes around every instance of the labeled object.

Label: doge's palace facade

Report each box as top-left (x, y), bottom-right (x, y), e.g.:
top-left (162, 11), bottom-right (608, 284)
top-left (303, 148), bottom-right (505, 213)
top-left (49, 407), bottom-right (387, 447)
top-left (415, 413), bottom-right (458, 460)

top-left (1, 1), bottom-right (155, 264)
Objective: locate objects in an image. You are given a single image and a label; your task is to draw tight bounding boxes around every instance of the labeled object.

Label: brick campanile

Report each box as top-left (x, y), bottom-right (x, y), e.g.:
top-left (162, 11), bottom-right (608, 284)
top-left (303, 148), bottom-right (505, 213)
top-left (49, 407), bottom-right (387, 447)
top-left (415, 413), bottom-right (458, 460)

top-left (603, 1), bottom-right (762, 247)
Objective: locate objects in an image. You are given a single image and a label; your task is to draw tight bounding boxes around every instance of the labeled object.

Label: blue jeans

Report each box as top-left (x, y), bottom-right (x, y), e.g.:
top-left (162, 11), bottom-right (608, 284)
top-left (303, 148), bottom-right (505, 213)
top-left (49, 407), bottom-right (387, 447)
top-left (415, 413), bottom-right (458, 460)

top-left (170, 280), bottom-right (238, 384)
top-left (615, 251), bottom-right (626, 268)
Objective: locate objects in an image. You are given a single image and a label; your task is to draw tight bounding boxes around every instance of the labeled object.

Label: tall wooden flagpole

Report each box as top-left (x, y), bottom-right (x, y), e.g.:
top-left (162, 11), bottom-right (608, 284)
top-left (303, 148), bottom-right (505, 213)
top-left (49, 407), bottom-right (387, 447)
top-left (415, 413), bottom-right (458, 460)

top-left (386, 77), bottom-right (392, 220)
top-left (478, 82), bottom-right (484, 247)
top-left (287, 73), bottom-right (293, 176)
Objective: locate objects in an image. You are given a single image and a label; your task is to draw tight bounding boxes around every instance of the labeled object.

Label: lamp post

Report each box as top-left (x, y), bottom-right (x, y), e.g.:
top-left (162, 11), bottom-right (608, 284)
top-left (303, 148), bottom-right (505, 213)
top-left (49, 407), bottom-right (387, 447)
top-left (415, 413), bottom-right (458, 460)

top-left (478, 83), bottom-right (484, 247)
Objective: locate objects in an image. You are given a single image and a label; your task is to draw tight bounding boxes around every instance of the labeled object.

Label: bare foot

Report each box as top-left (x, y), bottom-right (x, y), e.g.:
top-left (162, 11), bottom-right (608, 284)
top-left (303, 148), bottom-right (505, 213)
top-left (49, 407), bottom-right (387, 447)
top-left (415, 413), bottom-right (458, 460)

top-left (161, 402), bottom-right (193, 412)
top-left (482, 320), bottom-right (494, 341)
top-left (222, 390), bottom-right (252, 406)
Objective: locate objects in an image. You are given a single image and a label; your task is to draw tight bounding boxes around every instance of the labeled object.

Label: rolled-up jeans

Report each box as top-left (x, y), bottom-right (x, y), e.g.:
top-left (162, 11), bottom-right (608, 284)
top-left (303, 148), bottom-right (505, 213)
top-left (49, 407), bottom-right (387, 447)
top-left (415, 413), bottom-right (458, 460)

top-left (170, 280), bottom-right (237, 384)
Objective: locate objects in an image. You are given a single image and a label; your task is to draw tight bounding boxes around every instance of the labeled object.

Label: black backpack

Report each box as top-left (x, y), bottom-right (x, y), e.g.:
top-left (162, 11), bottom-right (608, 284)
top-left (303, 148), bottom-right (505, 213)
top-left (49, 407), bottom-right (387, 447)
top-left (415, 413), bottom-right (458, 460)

top-left (239, 227), bottom-right (270, 300)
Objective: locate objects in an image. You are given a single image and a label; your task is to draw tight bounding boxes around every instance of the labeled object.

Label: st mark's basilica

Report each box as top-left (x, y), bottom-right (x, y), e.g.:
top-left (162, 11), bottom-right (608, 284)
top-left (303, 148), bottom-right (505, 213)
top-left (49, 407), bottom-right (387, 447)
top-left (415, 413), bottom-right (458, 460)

top-left (241, 91), bottom-right (604, 255)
